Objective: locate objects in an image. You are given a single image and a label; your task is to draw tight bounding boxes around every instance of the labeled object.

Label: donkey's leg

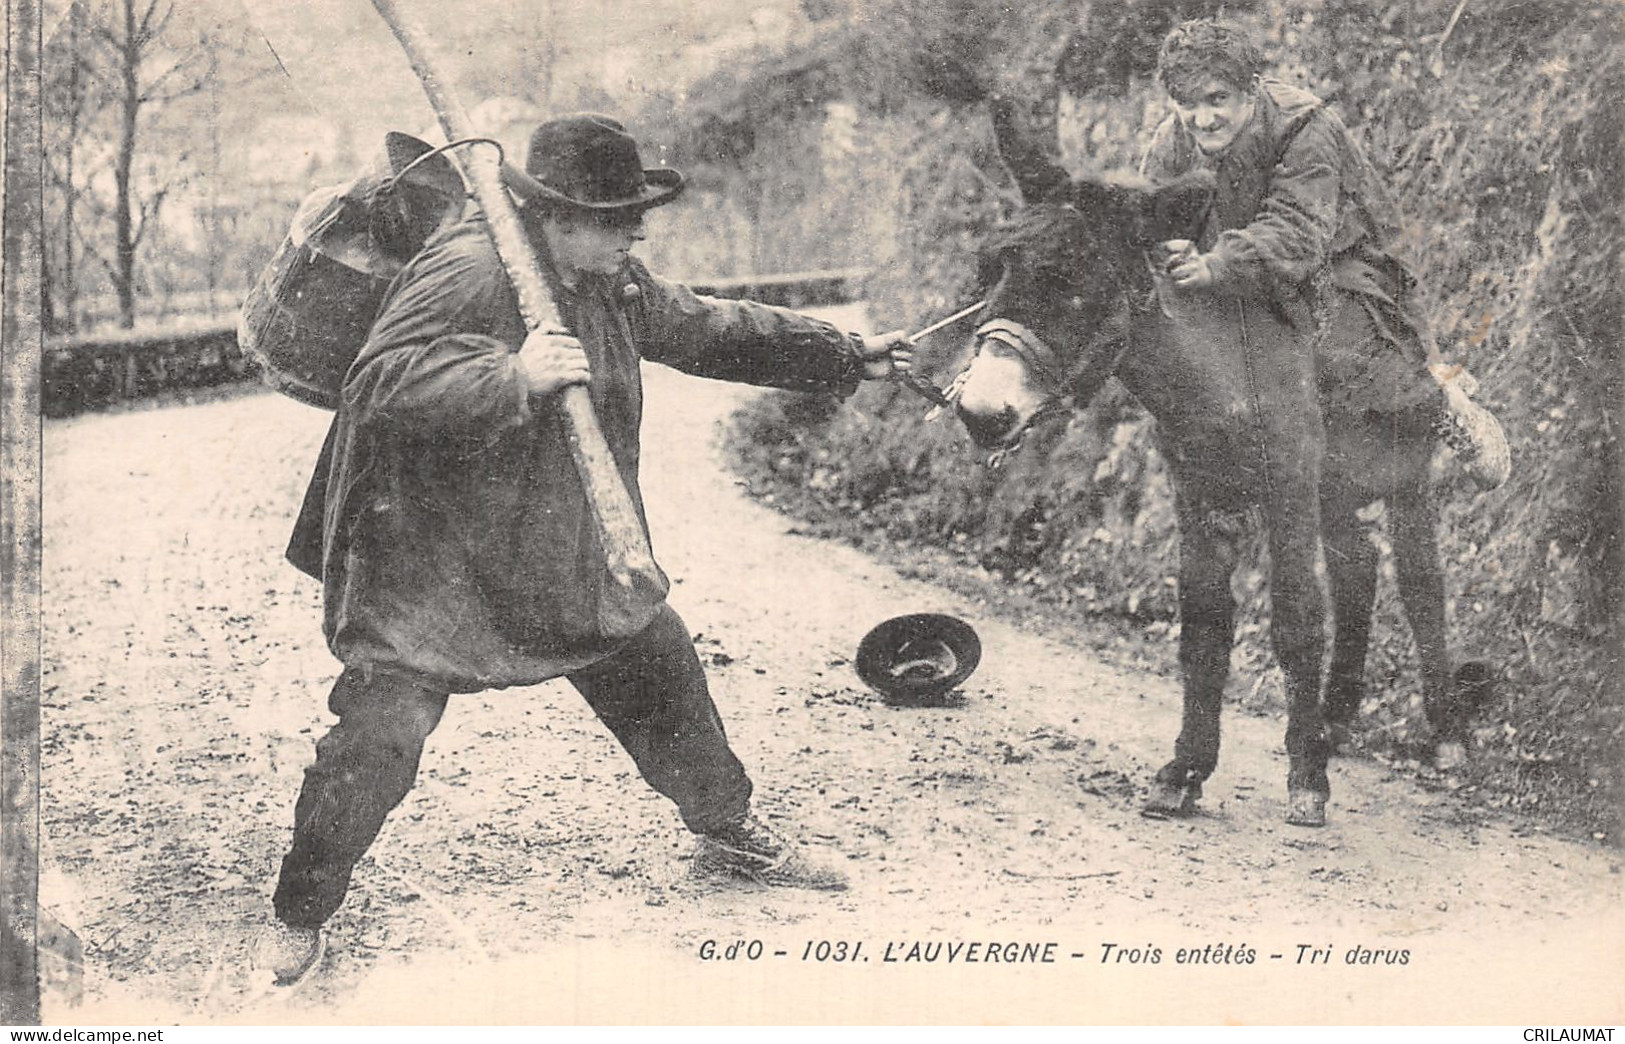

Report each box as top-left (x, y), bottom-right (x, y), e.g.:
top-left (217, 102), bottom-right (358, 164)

top-left (1388, 480), bottom-right (1461, 756)
top-left (1265, 484), bottom-right (1330, 827)
top-left (1145, 502), bottom-right (1244, 819)
top-left (1388, 399), bottom-right (1495, 765)
top-left (1320, 483), bottom-right (1380, 752)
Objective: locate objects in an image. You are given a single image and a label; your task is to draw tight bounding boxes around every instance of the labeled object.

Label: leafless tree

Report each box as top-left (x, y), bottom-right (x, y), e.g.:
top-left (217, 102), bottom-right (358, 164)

top-left (43, 0), bottom-right (89, 332)
top-left (94, 0), bottom-right (216, 327)
top-left (44, 0), bottom-right (217, 329)
top-left (45, 0), bottom-right (277, 330)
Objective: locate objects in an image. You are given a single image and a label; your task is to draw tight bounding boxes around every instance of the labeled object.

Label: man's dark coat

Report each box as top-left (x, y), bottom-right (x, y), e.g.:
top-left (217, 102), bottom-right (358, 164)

top-left (287, 212), bottom-right (862, 692)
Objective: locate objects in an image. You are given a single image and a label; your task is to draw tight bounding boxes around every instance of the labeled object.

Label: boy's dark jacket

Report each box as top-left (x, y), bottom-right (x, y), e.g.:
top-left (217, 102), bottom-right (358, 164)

top-left (1142, 79), bottom-right (1436, 413)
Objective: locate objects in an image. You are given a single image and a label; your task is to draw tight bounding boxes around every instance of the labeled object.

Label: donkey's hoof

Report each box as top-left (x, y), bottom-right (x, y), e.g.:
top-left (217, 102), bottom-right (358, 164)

top-left (1285, 789), bottom-right (1327, 828)
top-left (1141, 781), bottom-right (1200, 820)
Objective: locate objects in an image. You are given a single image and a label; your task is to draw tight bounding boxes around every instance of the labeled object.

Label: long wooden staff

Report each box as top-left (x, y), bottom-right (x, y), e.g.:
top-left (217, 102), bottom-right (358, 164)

top-left (369, 0), bottom-right (659, 589)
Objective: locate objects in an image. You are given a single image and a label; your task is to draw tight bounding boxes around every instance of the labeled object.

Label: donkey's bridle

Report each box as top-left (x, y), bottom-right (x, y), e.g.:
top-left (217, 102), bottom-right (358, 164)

top-left (934, 299), bottom-right (1137, 460)
top-left (974, 318), bottom-right (1072, 397)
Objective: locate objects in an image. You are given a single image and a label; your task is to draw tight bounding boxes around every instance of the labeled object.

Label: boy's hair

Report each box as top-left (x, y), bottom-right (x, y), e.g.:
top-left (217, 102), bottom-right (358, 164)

top-left (1156, 19), bottom-right (1264, 100)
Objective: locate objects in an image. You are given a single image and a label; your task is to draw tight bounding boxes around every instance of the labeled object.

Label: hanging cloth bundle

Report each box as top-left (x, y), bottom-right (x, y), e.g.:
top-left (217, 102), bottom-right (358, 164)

top-left (236, 132), bottom-right (498, 409)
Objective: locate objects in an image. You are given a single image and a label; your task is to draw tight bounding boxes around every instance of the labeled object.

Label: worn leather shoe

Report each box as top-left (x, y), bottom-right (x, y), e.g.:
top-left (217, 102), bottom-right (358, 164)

top-left (692, 814), bottom-right (850, 891)
top-left (250, 920), bottom-right (326, 987)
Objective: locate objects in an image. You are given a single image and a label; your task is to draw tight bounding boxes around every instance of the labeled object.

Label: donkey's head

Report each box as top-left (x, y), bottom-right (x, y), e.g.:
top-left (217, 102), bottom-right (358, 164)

top-left (952, 171), bottom-right (1212, 450)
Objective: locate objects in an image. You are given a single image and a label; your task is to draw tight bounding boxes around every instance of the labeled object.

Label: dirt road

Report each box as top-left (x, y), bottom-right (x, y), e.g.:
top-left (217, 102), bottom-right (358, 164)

top-left (38, 306), bottom-right (1623, 1024)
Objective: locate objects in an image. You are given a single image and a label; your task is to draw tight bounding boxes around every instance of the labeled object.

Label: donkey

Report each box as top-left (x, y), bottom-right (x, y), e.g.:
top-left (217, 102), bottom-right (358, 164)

top-left (947, 163), bottom-right (1491, 827)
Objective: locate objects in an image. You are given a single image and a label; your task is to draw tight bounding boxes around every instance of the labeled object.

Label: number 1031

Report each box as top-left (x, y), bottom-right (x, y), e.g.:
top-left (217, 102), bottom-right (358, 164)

top-left (802, 940), bottom-right (864, 962)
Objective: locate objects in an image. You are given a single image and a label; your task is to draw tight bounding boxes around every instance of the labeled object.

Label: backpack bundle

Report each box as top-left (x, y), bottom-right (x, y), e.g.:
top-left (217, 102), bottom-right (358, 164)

top-left (237, 132), bottom-right (486, 409)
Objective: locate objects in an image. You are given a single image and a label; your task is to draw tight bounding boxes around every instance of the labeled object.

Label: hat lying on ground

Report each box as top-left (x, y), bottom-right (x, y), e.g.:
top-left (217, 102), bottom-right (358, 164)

top-left (856, 613), bottom-right (982, 701)
top-left (502, 113), bottom-right (684, 212)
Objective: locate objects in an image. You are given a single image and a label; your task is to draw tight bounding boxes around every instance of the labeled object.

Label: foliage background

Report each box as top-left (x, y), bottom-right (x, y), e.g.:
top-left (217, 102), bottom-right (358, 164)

top-left (711, 0), bottom-right (1624, 841)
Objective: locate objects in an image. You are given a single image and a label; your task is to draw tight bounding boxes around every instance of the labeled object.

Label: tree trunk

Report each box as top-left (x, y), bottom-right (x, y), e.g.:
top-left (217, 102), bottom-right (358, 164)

top-left (40, 249), bottom-right (56, 333)
top-left (114, 0), bottom-right (138, 329)
top-left (62, 0), bottom-right (82, 331)
top-left (203, 77), bottom-right (221, 316)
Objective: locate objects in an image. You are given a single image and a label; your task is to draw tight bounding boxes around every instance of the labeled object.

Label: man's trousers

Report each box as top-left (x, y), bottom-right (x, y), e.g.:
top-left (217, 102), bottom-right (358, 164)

top-left (272, 604), bottom-right (753, 929)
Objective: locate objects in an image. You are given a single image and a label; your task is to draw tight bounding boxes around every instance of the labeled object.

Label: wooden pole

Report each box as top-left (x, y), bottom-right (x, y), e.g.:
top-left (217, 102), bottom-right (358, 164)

top-left (1, 0), bottom-right (44, 1024)
top-left (368, 0), bottom-right (659, 590)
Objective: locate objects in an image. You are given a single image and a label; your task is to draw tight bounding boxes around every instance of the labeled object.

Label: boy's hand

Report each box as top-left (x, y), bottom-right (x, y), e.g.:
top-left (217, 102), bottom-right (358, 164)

top-left (518, 327), bottom-right (592, 397)
top-left (1158, 239), bottom-right (1215, 289)
top-left (854, 330), bottom-right (915, 380)
top-left (1155, 239), bottom-right (1197, 270)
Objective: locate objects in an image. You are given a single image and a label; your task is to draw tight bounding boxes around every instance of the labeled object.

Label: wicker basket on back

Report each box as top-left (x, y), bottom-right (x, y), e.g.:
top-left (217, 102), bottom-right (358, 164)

top-left (237, 132), bottom-right (469, 409)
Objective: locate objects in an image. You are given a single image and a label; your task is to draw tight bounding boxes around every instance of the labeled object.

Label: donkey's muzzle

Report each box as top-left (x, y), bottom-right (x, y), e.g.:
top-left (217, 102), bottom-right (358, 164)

top-left (958, 403), bottom-right (1022, 449)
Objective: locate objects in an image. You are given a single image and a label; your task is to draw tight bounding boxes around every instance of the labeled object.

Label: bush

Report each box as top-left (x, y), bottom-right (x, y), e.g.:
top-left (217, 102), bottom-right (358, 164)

top-left (716, 0), bottom-right (1623, 841)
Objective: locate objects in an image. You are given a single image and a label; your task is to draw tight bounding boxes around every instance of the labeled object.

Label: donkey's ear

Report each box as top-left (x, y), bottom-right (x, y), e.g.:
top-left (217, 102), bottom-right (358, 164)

top-left (1139, 170), bottom-right (1214, 245)
top-left (990, 93), bottom-right (1069, 204)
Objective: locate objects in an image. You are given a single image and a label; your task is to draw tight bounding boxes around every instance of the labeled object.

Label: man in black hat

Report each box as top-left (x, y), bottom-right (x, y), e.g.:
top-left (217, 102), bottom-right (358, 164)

top-left (256, 114), bottom-right (911, 984)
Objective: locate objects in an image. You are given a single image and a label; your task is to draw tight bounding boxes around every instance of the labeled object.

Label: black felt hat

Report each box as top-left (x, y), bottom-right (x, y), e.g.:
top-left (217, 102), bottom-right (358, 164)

top-left (855, 614), bottom-right (982, 702)
top-left (502, 113), bottom-right (684, 213)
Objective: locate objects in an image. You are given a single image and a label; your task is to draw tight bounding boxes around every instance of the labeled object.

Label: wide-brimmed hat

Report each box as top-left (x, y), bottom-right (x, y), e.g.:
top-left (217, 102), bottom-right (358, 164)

top-left (855, 613), bottom-right (983, 703)
top-left (503, 113), bottom-right (684, 213)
